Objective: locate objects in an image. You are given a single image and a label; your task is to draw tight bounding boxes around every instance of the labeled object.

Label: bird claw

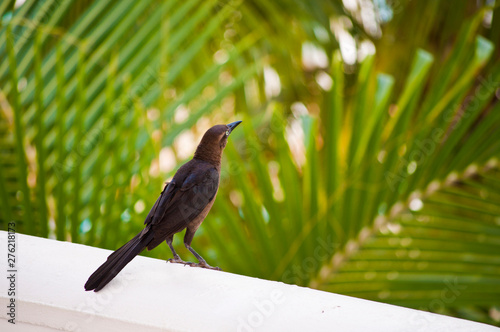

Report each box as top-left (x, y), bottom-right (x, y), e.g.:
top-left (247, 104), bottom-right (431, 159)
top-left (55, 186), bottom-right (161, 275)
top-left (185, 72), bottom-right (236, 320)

top-left (167, 257), bottom-right (192, 265)
top-left (167, 257), bottom-right (221, 270)
top-left (193, 262), bottom-right (222, 271)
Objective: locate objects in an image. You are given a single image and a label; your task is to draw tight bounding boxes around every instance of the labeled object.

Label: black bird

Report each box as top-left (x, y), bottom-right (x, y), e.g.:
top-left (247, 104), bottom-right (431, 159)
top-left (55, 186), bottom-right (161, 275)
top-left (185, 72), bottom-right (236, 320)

top-left (84, 121), bottom-right (242, 292)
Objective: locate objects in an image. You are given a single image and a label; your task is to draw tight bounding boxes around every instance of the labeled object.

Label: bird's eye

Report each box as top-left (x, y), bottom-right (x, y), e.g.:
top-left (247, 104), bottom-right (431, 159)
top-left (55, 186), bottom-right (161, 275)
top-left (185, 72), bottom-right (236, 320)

top-left (225, 130), bottom-right (229, 136)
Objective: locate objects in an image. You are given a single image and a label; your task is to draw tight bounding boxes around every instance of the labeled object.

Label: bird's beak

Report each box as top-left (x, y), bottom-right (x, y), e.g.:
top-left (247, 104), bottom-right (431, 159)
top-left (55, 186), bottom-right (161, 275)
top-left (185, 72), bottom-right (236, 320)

top-left (226, 120), bottom-right (242, 134)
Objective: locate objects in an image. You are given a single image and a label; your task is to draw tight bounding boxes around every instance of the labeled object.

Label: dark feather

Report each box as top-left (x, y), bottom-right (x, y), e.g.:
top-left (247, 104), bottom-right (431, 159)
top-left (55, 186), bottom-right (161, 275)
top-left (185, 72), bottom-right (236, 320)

top-left (84, 229), bottom-right (154, 291)
top-left (146, 163), bottom-right (219, 250)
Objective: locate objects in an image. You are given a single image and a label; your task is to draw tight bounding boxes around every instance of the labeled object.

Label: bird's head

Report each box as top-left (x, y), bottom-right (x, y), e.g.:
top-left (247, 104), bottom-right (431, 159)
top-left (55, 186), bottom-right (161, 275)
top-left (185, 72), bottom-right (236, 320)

top-left (194, 121), bottom-right (242, 164)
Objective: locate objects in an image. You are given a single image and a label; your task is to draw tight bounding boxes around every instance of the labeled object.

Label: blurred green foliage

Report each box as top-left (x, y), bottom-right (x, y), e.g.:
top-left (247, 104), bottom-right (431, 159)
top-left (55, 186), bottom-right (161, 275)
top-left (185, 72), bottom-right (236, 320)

top-left (1, 0), bottom-right (500, 326)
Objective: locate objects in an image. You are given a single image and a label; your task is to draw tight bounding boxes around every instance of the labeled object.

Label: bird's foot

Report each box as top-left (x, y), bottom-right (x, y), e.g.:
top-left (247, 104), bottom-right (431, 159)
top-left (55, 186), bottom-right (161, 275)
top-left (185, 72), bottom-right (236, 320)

top-left (167, 256), bottom-right (221, 270)
top-left (192, 262), bottom-right (222, 271)
top-left (167, 256), bottom-right (192, 265)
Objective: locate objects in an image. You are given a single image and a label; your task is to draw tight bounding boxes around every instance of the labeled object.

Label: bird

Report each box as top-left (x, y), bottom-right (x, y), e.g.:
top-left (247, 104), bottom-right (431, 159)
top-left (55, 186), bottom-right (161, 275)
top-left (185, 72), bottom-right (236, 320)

top-left (84, 121), bottom-right (242, 292)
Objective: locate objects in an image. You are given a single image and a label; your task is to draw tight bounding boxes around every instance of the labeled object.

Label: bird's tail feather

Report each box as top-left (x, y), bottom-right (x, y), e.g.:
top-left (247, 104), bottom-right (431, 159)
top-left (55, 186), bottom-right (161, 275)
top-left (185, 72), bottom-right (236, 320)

top-left (84, 230), bottom-right (154, 292)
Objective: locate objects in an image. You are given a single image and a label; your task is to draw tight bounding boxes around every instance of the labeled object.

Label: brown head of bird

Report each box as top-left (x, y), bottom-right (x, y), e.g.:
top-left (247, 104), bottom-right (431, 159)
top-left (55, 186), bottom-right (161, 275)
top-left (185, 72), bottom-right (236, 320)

top-left (193, 120), bottom-right (242, 166)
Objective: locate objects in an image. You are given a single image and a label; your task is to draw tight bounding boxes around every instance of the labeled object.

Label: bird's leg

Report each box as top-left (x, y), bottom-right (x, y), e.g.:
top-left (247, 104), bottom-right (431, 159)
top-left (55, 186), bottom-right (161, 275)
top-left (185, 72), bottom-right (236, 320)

top-left (185, 245), bottom-right (220, 270)
top-left (184, 228), bottom-right (221, 270)
top-left (166, 236), bottom-right (191, 265)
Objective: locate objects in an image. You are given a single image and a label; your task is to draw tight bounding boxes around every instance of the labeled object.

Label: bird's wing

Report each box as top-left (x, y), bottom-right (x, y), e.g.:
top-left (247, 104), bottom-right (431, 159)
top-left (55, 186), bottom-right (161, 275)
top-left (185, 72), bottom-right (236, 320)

top-left (146, 166), bottom-right (219, 248)
top-left (144, 181), bottom-right (177, 226)
top-left (175, 166), bottom-right (219, 218)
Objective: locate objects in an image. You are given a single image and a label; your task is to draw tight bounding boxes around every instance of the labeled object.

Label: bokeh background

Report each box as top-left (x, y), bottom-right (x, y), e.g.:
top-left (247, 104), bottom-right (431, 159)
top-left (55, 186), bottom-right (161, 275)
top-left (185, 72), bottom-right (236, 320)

top-left (1, 0), bottom-right (500, 326)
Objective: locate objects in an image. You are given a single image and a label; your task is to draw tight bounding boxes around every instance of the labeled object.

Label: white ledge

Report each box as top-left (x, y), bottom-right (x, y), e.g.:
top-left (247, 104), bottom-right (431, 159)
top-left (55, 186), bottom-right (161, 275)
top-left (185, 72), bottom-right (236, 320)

top-left (0, 231), bottom-right (498, 332)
